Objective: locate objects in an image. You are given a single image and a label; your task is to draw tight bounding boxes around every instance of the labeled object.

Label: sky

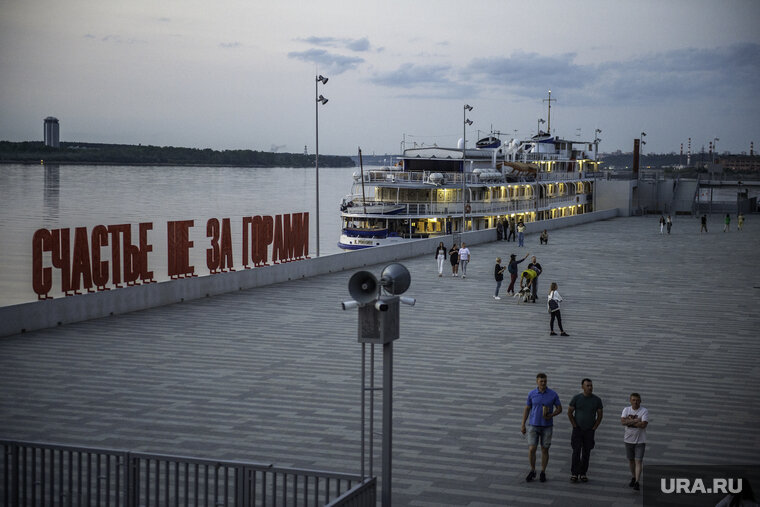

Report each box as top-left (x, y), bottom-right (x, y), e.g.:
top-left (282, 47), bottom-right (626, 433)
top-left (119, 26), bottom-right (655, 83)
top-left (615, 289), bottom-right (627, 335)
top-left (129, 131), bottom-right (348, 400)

top-left (1, 0), bottom-right (759, 156)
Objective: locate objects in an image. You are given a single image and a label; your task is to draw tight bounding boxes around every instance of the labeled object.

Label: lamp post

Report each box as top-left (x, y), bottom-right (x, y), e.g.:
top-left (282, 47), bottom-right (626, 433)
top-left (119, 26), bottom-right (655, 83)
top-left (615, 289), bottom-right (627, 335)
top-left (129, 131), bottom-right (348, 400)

top-left (315, 74), bottom-right (328, 257)
top-left (463, 104), bottom-right (473, 233)
top-left (594, 128), bottom-right (602, 161)
top-left (639, 132), bottom-right (646, 182)
top-left (713, 137), bottom-right (720, 163)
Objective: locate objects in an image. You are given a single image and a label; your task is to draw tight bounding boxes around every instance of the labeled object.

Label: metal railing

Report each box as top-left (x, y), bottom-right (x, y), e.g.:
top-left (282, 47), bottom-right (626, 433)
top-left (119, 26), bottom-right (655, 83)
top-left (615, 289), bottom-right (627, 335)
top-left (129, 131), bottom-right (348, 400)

top-left (1, 440), bottom-right (374, 507)
top-left (342, 195), bottom-right (587, 218)
top-left (357, 169), bottom-right (599, 186)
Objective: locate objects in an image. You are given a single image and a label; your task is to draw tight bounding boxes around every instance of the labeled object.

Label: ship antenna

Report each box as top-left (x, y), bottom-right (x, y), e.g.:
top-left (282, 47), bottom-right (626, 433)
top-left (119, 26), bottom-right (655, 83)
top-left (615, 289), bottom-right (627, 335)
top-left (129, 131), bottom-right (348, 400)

top-left (543, 90), bottom-right (556, 136)
top-left (358, 147), bottom-right (368, 214)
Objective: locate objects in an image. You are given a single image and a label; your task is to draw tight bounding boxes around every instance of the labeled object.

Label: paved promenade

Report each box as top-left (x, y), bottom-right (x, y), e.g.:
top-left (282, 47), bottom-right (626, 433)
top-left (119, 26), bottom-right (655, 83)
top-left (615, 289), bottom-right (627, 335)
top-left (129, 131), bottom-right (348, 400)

top-left (1, 215), bottom-right (759, 506)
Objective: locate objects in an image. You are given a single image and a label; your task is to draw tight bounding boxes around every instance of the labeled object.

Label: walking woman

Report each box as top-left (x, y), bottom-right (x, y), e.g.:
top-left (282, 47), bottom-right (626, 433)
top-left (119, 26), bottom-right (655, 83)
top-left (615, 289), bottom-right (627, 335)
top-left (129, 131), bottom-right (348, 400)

top-left (548, 282), bottom-right (569, 336)
top-left (494, 257), bottom-right (506, 300)
top-left (449, 243), bottom-right (460, 277)
top-left (435, 241), bottom-right (447, 277)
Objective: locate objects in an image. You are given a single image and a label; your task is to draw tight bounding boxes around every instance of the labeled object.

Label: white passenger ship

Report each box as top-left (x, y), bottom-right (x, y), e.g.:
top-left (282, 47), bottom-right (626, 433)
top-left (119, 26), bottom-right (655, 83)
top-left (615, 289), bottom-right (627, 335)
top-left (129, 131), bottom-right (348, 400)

top-left (338, 110), bottom-right (602, 250)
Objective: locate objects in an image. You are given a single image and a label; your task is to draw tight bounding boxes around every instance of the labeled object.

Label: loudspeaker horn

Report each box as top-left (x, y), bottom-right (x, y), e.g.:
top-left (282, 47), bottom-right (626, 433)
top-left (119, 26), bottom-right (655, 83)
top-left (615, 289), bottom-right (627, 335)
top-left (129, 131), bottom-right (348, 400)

top-left (348, 271), bottom-right (379, 304)
top-left (379, 263), bottom-right (411, 295)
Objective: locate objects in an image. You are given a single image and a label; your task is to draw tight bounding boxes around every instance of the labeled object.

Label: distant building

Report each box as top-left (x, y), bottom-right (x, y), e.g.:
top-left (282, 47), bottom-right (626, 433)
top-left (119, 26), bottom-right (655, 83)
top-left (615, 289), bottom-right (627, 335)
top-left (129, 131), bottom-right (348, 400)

top-left (44, 117), bottom-right (60, 147)
top-left (718, 155), bottom-right (760, 173)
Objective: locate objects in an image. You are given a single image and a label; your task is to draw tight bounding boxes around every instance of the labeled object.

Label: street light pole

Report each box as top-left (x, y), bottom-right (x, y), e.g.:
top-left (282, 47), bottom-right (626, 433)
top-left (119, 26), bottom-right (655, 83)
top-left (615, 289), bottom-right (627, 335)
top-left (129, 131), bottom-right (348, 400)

top-left (713, 137), bottom-right (720, 163)
top-left (463, 104), bottom-right (473, 233)
top-left (315, 75), bottom-right (328, 257)
top-left (594, 128), bottom-right (602, 161)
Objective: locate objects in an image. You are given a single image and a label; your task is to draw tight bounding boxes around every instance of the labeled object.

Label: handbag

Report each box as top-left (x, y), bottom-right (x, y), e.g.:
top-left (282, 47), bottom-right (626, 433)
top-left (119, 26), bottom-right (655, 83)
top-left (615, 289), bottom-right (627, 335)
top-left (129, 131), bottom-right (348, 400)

top-left (548, 297), bottom-right (559, 313)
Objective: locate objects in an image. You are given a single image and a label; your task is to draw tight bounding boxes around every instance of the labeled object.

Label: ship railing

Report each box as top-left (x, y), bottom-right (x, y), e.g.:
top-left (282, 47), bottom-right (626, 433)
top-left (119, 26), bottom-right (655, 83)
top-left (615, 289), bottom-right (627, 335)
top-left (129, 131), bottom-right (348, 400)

top-left (342, 199), bottom-right (538, 217)
top-left (536, 172), bottom-right (590, 181)
top-left (535, 196), bottom-right (587, 210)
top-left (359, 170), bottom-right (492, 185)
top-left (519, 153), bottom-right (563, 163)
top-left (342, 194), bottom-right (590, 218)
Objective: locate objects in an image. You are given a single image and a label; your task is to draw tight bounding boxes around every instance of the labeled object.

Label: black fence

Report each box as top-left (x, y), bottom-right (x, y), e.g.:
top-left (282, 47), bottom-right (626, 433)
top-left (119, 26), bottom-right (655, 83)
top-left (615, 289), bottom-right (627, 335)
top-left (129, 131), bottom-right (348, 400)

top-left (1, 440), bottom-right (375, 506)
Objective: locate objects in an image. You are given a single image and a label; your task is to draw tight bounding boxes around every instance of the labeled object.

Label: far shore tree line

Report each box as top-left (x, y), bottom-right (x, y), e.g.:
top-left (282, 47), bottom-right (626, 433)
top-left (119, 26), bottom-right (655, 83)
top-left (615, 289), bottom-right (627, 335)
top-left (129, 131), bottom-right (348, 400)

top-left (1, 141), bottom-right (757, 178)
top-left (0, 141), bottom-right (355, 168)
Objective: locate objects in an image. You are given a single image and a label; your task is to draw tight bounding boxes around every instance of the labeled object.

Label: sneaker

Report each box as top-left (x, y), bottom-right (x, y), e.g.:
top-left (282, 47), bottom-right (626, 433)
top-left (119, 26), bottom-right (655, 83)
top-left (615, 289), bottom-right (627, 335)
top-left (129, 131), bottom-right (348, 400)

top-left (550, 332), bottom-right (557, 336)
top-left (561, 332), bottom-right (569, 336)
top-left (580, 475), bottom-right (588, 483)
top-left (570, 475), bottom-right (578, 483)
top-left (526, 470), bottom-right (536, 482)
top-left (462, 275), bottom-right (466, 278)
top-left (438, 274), bottom-right (442, 277)
top-left (539, 471), bottom-right (546, 483)
top-left (628, 477), bottom-right (636, 487)
top-left (633, 481), bottom-right (640, 491)
top-left (494, 296), bottom-right (501, 300)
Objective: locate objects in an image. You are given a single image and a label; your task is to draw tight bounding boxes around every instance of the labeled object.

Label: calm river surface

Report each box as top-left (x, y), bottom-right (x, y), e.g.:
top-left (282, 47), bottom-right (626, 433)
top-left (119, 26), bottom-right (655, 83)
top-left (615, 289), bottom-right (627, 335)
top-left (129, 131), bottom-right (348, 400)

top-left (0, 164), bottom-right (362, 307)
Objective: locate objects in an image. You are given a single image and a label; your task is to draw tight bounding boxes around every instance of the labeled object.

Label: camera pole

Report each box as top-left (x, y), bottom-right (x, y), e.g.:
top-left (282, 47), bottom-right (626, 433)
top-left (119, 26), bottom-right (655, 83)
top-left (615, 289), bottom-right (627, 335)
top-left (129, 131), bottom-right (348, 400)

top-left (344, 264), bottom-right (414, 507)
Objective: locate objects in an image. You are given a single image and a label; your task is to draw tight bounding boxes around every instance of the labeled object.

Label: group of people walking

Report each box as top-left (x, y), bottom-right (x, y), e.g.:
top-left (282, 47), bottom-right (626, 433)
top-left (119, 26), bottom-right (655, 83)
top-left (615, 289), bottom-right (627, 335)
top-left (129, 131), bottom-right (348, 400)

top-left (722, 212), bottom-right (745, 232)
top-left (699, 213), bottom-right (746, 233)
top-left (437, 241), bottom-right (471, 278)
top-left (522, 373), bottom-right (649, 491)
top-left (658, 215), bottom-right (673, 234)
top-left (664, 213), bottom-right (747, 234)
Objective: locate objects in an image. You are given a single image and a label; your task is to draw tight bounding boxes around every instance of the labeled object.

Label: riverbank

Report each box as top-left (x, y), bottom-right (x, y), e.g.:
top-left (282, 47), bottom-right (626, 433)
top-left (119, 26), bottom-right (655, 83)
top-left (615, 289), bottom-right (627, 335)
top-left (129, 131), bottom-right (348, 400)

top-left (0, 141), bottom-right (355, 168)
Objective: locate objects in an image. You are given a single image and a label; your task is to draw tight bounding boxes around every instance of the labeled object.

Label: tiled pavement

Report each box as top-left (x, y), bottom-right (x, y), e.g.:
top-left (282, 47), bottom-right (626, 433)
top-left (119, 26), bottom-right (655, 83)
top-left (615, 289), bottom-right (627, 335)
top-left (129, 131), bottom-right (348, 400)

top-left (1, 214), bottom-right (759, 506)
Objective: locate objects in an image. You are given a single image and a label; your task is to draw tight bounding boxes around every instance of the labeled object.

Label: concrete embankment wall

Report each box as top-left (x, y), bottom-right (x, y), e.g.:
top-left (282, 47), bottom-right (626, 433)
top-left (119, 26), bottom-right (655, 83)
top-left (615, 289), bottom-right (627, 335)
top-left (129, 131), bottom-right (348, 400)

top-left (0, 208), bottom-right (618, 338)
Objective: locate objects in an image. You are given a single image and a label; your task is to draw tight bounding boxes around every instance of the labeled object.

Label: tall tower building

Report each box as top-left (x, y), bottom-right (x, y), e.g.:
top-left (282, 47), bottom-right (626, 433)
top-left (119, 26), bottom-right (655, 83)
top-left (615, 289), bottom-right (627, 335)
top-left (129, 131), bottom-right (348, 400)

top-left (44, 117), bottom-right (60, 147)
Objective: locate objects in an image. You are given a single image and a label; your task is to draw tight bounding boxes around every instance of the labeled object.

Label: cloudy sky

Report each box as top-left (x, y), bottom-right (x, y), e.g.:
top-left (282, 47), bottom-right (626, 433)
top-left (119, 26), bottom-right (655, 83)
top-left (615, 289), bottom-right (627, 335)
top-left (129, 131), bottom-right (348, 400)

top-left (1, 0), bottom-right (759, 156)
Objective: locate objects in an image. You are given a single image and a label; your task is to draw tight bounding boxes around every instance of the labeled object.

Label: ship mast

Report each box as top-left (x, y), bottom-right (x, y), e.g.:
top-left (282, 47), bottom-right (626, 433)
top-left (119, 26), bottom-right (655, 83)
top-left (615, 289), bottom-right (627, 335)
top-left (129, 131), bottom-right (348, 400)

top-left (543, 90), bottom-right (556, 137)
top-left (358, 147), bottom-right (367, 214)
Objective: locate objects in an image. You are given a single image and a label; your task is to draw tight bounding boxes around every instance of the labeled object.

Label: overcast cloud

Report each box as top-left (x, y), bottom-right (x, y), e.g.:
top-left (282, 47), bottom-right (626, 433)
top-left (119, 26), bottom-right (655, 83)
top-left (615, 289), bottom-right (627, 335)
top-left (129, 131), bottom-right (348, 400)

top-left (1, 0), bottom-right (758, 154)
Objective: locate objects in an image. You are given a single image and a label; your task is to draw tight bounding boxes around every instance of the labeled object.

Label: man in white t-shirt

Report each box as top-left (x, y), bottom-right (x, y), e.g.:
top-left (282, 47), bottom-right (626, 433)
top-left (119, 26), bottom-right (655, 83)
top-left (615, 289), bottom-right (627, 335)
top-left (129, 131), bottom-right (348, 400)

top-left (620, 393), bottom-right (649, 491)
top-left (458, 243), bottom-right (471, 278)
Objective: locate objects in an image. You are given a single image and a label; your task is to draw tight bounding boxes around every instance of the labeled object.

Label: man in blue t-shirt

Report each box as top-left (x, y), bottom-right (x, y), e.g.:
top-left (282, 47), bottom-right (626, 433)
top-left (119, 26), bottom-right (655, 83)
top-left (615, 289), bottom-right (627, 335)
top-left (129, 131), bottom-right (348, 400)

top-left (521, 372), bottom-right (562, 482)
top-left (567, 378), bottom-right (604, 483)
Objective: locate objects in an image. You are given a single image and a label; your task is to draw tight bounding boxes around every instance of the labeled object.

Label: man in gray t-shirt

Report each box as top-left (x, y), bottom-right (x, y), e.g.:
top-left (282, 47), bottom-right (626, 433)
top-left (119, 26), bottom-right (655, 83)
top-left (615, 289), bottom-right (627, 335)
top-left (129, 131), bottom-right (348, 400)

top-left (567, 378), bottom-right (604, 482)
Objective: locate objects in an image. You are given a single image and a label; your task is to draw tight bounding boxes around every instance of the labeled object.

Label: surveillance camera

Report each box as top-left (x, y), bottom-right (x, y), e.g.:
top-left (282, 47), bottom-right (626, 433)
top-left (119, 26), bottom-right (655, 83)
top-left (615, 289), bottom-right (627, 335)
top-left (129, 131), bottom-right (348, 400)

top-left (399, 296), bottom-right (416, 307)
top-left (374, 301), bottom-right (389, 312)
top-left (341, 300), bottom-right (359, 310)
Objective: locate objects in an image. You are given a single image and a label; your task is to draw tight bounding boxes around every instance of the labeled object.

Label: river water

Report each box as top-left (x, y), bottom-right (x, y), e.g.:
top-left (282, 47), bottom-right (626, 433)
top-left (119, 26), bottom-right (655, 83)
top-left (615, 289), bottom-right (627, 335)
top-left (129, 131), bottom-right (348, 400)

top-left (0, 164), bottom-right (361, 307)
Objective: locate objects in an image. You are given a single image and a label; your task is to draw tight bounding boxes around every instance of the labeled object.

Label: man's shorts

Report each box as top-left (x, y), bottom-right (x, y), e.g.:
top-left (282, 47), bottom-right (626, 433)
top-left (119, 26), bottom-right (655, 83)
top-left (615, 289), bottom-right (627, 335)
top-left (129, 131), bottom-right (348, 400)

top-left (527, 424), bottom-right (553, 448)
top-left (625, 442), bottom-right (646, 460)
